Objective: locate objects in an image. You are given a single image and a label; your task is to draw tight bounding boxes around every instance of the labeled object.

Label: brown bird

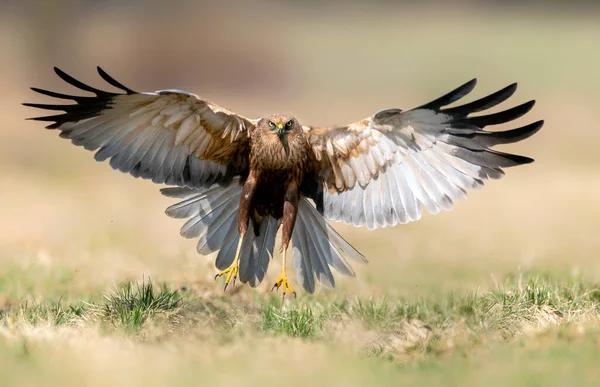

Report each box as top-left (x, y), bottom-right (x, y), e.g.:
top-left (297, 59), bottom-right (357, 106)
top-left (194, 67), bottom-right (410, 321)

top-left (25, 67), bottom-right (542, 296)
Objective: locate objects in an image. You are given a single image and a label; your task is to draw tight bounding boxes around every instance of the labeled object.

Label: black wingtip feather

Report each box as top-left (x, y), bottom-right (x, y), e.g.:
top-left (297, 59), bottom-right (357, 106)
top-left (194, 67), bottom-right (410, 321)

top-left (498, 120), bottom-right (544, 142)
top-left (97, 66), bottom-right (138, 95)
top-left (25, 114), bottom-right (65, 129)
top-left (54, 67), bottom-right (115, 96)
top-left (442, 119), bottom-right (542, 151)
top-left (25, 67), bottom-right (135, 129)
top-left (455, 147), bottom-right (536, 169)
top-left (29, 87), bottom-right (96, 101)
top-left (443, 83), bottom-right (518, 116)
top-left (23, 102), bottom-right (74, 111)
top-left (463, 100), bottom-right (536, 128)
top-left (418, 78), bottom-right (478, 110)
top-left (26, 114), bottom-right (67, 122)
top-left (489, 149), bottom-right (535, 166)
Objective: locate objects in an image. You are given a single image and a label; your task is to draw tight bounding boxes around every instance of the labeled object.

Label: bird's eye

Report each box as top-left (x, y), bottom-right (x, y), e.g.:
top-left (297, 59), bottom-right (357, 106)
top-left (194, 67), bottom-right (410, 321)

top-left (268, 121), bottom-right (275, 129)
top-left (285, 120), bottom-right (294, 129)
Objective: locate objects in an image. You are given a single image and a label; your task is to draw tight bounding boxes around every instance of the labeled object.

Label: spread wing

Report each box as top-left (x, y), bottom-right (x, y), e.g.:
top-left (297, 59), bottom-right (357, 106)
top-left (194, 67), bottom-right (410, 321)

top-left (304, 79), bottom-right (543, 230)
top-left (24, 67), bottom-right (258, 188)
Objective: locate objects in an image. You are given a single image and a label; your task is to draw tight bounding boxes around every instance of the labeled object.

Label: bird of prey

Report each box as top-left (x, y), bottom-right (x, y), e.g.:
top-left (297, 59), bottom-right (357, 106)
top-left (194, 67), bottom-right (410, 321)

top-left (25, 67), bottom-right (542, 296)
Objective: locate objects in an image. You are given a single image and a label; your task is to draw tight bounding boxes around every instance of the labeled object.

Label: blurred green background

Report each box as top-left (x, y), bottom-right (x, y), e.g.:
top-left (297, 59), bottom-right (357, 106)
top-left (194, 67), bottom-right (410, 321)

top-left (1, 0), bottom-right (599, 297)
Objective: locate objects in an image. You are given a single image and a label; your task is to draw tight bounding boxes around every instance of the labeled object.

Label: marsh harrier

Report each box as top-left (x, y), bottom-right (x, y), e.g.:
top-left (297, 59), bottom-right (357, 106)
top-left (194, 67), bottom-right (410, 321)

top-left (25, 67), bottom-right (542, 296)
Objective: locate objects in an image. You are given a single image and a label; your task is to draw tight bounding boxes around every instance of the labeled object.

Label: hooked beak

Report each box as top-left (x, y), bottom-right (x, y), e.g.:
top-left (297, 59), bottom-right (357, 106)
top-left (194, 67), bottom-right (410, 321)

top-left (277, 124), bottom-right (284, 138)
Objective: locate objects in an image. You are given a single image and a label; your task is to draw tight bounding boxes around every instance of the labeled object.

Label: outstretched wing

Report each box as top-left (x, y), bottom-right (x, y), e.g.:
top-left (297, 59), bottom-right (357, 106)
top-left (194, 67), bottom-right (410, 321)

top-left (303, 79), bottom-right (543, 229)
top-left (24, 67), bottom-right (258, 188)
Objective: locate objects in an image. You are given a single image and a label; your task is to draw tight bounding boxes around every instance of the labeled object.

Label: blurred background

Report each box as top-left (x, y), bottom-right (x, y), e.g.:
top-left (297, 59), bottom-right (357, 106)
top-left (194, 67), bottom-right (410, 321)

top-left (1, 0), bottom-right (599, 300)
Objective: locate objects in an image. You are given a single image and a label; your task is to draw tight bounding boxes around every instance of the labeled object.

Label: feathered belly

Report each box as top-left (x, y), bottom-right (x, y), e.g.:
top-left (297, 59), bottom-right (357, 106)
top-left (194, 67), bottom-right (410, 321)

top-left (252, 168), bottom-right (301, 219)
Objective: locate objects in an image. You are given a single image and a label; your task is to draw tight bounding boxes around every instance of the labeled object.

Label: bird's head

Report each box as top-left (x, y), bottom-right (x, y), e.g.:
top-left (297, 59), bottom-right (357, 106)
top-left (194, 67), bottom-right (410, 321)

top-left (259, 113), bottom-right (299, 140)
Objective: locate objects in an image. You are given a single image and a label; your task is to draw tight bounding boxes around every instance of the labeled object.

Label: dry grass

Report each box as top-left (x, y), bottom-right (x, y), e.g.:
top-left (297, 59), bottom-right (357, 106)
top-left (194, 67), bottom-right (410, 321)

top-left (1, 275), bottom-right (600, 387)
top-left (1, 3), bottom-right (599, 386)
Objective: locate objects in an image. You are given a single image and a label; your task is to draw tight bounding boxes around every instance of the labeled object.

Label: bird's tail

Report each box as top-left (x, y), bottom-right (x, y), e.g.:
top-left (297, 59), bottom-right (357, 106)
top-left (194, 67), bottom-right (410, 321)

top-left (162, 181), bottom-right (367, 293)
top-left (161, 178), bottom-right (279, 287)
top-left (291, 198), bottom-right (367, 293)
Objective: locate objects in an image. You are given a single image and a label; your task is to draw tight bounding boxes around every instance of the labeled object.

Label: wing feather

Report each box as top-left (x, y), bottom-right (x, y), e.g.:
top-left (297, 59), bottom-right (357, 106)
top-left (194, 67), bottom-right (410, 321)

top-left (304, 80), bottom-right (542, 229)
top-left (24, 67), bottom-right (258, 188)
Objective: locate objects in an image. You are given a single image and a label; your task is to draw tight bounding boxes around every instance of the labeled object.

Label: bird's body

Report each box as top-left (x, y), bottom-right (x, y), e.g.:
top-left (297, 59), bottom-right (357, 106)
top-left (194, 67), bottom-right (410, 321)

top-left (248, 114), bottom-right (311, 221)
top-left (231, 114), bottom-right (314, 294)
top-left (25, 67), bottom-right (543, 295)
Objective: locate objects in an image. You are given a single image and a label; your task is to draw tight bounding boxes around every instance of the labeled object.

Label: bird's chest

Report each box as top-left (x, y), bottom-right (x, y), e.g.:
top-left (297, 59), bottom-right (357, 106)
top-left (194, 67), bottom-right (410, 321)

top-left (249, 134), bottom-right (311, 218)
top-left (250, 134), bottom-right (311, 181)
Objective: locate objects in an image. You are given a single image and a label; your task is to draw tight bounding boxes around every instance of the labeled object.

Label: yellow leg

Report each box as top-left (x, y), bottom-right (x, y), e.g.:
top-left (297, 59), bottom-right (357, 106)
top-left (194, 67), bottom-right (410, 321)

top-left (215, 236), bottom-right (244, 291)
top-left (271, 248), bottom-right (296, 299)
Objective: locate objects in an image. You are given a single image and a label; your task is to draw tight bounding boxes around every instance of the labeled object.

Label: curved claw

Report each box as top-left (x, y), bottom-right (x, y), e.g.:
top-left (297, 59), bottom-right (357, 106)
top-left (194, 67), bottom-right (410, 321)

top-left (215, 263), bottom-right (239, 292)
top-left (272, 273), bottom-right (296, 299)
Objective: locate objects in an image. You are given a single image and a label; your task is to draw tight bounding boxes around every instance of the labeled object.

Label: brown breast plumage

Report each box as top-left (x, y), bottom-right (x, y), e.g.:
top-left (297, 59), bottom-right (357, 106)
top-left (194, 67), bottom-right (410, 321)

top-left (249, 129), bottom-right (311, 219)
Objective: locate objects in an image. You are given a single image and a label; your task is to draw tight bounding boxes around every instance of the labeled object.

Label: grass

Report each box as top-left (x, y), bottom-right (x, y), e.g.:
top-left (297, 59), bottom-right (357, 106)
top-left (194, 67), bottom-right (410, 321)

top-left (98, 279), bottom-right (182, 332)
top-left (2, 274), bottom-right (599, 358)
top-left (5, 299), bottom-right (86, 327)
top-left (262, 305), bottom-right (324, 338)
top-left (1, 275), bottom-right (599, 386)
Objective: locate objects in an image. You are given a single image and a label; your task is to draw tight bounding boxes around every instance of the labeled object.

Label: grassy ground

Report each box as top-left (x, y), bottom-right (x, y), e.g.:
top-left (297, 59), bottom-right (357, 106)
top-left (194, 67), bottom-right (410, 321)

top-left (1, 3), bottom-right (600, 386)
top-left (1, 275), bottom-right (600, 386)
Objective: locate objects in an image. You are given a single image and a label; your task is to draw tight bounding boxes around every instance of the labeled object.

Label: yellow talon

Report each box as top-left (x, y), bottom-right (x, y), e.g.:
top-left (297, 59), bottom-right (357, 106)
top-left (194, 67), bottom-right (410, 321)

top-left (215, 236), bottom-right (244, 291)
top-left (271, 273), bottom-right (296, 299)
top-left (215, 263), bottom-right (239, 291)
top-left (271, 249), bottom-right (296, 299)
